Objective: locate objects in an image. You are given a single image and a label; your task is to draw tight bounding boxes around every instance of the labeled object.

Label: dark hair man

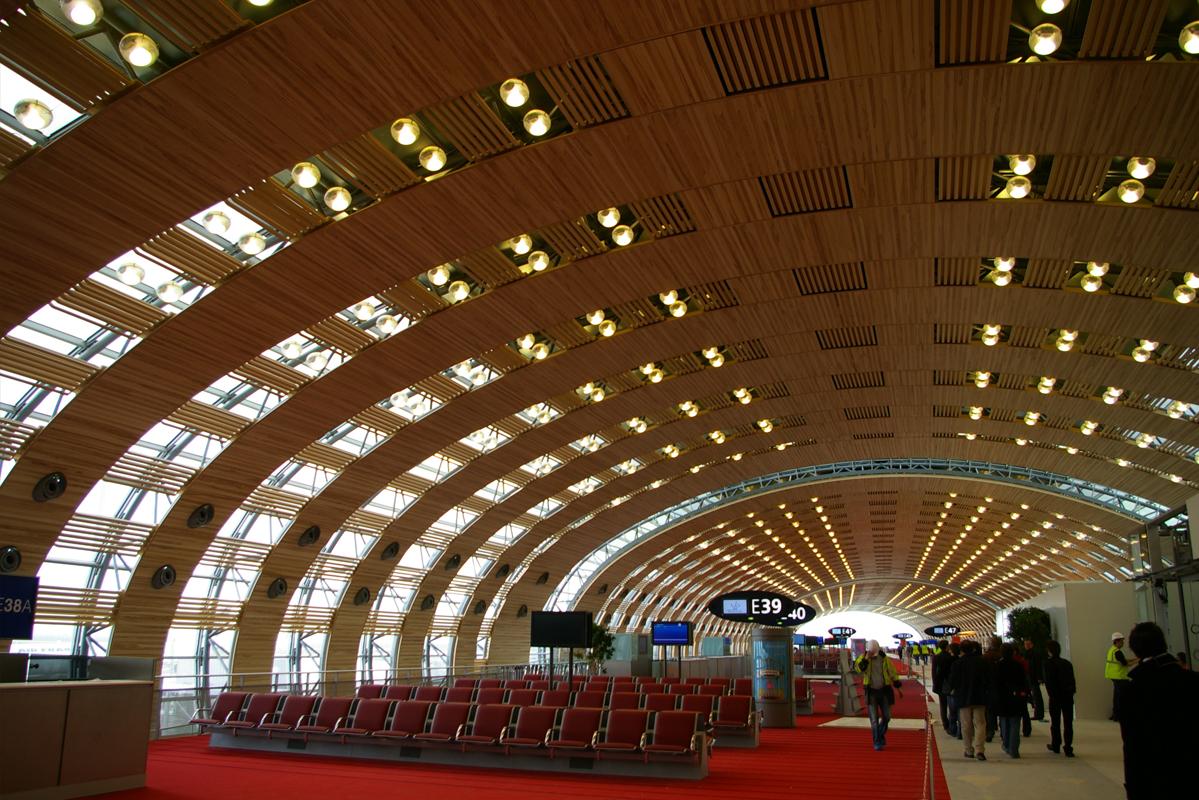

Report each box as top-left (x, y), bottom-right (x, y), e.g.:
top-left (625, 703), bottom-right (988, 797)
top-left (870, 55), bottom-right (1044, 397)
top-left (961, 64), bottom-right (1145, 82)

top-left (1023, 638), bottom-right (1045, 722)
top-left (948, 639), bottom-right (993, 761)
top-left (1043, 640), bottom-right (1075, 757)
top-left (1120, 622), bottom-right (1199, 799)
top-left (932, 638), bottom-right (958, 737)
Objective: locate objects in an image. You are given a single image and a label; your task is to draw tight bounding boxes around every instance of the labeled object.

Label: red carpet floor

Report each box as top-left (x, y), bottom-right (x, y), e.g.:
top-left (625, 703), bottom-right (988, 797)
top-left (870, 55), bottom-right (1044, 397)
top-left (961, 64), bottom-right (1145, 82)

top-left (100, 683), bottom-right (948, 800)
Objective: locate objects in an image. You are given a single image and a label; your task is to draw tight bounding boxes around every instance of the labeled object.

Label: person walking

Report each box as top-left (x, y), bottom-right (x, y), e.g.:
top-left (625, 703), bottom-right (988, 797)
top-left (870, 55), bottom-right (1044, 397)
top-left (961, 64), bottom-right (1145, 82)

top-left (1023, 638), bottom-right (1045, 721)
top-left (1014, 644), bottom-right (1033, 738)
top-left (932, 639), bottom-right (958, 736)
top-left (948, 640), bottom-right (993, 761)
top-left (995, 643), bottom-right (1029, 758)
top-left (1043, 639), bottom-right (1075, 757)
top-left (1120, 622), bottom-right (1199, 799)
top-left (854, 639), bottom-right (900, 751)
top-left (1106, 632), bottom-right (1135, 721)
top-left (983, 635), bottom-right (1002, 742)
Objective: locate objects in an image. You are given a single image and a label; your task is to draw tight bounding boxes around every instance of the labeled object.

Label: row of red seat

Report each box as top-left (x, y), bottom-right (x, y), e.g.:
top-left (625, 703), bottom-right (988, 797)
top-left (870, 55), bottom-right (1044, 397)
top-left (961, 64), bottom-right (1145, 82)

top-left (446, 676), bottom-right (741, 689)
top-left (356, 682), bottom-right (740, 706)
top-left (195, 693), bottom-right (727, 762)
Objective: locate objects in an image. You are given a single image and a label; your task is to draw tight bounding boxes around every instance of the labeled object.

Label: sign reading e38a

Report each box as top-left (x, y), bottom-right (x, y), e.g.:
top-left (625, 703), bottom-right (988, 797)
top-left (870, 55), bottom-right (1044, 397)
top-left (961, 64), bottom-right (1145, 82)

top-left (0, 575), bottom-right (37, 639)
top-left (706, 590), bottom-right (816, 627)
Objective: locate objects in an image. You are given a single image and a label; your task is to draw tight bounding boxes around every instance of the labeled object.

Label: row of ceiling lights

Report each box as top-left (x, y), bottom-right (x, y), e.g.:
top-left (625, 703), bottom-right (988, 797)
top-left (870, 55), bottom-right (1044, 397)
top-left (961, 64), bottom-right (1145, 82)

top-left (1024, 2), bottom-right (1199, 56)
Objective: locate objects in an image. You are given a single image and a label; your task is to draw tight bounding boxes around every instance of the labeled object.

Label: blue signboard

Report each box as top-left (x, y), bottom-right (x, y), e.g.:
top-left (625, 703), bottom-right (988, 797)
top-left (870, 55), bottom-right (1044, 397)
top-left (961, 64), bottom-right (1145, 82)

top-left (0, 575), bottom-right (37, 639)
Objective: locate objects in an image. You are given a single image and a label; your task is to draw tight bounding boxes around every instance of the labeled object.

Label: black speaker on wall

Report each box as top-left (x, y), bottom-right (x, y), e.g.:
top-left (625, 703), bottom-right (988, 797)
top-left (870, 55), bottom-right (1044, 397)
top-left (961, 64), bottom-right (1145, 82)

top-left (496, 564), bottom-right (511, 578)
top-left (151, 564), bottom-right (176, 589)
top-left (297, 525), bottom-right (321, 547)
top-left (380, 542), bottom-right (400, 560)
top-left (597, 583), bottom-right (608, 595)
top-left (32, 472), bottom-right (67, 502)
top-left (516, 604), bottom-right (528, 618)
top-left (444, 554), bottom-right (461, 570)
top-left (420, 594), bottom-right (435, 611)
top-left (353, 587), bottom-right (371, 606)
top-left (267, 578), bottom-right (288, 599)
top-left (0, 546), bottom-right (22, 573)
top-left (187, 504), bottom-right (215, 528)
top-left (473, 600), bottom-right (486, 615)
top-left (535, 571), bottom-right (549, 585)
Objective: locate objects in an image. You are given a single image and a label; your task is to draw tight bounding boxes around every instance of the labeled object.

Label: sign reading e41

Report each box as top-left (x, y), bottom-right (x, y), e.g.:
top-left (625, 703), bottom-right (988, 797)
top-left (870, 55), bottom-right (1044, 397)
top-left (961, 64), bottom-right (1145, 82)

top-left (0, 575), bottom-right (37, 639)
top-left (828, 626), bottom-right (856, 638)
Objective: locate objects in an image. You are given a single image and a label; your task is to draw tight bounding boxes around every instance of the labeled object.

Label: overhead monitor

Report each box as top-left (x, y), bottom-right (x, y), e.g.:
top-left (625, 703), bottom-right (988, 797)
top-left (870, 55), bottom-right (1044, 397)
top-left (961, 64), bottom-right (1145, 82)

top-left (530, 611), bottom-right (592, 648)
top-left (651, 621), bottom-right (692, 646)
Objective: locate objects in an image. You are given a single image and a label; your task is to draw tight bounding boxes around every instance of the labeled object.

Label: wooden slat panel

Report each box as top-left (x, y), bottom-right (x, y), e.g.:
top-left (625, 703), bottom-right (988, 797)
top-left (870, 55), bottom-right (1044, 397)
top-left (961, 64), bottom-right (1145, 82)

top-left (816, 326), bottom-right (879, 349)
top-left (536, 54), bottom-right (629, 128)
top-left (1156, 161), bottom-right (1199, 210)
top-left (1022, 259), bottom-right (1072, 289)
top-left (242, 485), bottom-right (307, 518)
top-left (542, 320), bottom-right (592, 349)
top-left (1043, 155), bottom-right (1110, 201)
top-left (321, 134), bottom-right (421, 199)
top-left (478, 345), bottom-right (527, 374)
top-left (55, 279), bottom-right (166, 336)
top-left (627, 194), bottom-right (695, 238)
top-left (936, 156), bottom-right (991, 200)
top-left (795, 262), bottom-right (868, 294)
top-left (538, 219), bottom-right (607, 261)
top-left (933, 258), bottom-right (977, 287)
top-left (122, 0), bottom-right (246, 52)
top-left (0, 125), bottom-right (32, 169)
top-left (57, 514), bottom-right (153, 557)
top-left (831, 371), bottom-right (885, 389)
top-left (351, 406), bottom-right (405, 437)
top-left (456, 248), bottom-right (523, 289)
top-left (704, 9), bottom-right (825, 94)
top-left (1079, 0), bottom-right (1168, 59)
top-left (817, 0), bottom-right (933, 77)
top-left (1006, 326), bottom-right (1048, 348)
top-left (305, 316), bottom-right (374, 355)
top-left (167, 400), bottom-right (248, 440)
top-left (600, 31), bottom-right (723, 115)
top-left (422, 93), bottom-right (518, 162)
top-left (296, 441), bottom-right (355, 472)
top-left (937, 0), bottom-right (1011, 65)
top-left (172, 598), bottom-right (244, 628)
top-left (686, 280), bottom-right (739, 311)
top-left (228, 178), bottom-right (326, 240)
top-left (759, 167), bottom-right (851, 216)
top-left (933, 323), bottom-right (971, 344)
top-left (0, 337), bottom-right (97, 391)
top-left (343, 508), bottom-right (391, 534)
top-left (106, 451), bottom-right (194, 494)
top-left (608, 297), bottom-right (662, 328)
top-left (0, 4), bottom-right (131, 110)
top-left (0, 417), bottom-right (37, 460)
top-left (138, 228), bottom-right (244, 286)
top-left (1110, 265), bottom-right (1169, 298)
top-left (231, 355), bottom-right (309, 394)
top-left (34, 587), bottom-right (118, 625)
top-left (1080, 332), bottom-right (1126, 357)
top-left (377, 280), bottom-right (446, 320)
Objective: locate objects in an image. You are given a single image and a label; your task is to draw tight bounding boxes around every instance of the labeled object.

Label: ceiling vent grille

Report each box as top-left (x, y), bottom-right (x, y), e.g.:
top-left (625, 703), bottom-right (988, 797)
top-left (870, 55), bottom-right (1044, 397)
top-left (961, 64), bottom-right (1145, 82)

top-left (536, 55), bottom-right (629, 128)
top-left (703, 10), bottom-right (827, 94)
top-left (794, 262), bottom-right (868, 295)
top-left (759, 167), bottom-right (852, 216)
top-left (831, 371), bottom-right (885, 390)
top-left (844, 405), bottom-right (891, 421)
top-left (816, 325), bottom-right (878, 350)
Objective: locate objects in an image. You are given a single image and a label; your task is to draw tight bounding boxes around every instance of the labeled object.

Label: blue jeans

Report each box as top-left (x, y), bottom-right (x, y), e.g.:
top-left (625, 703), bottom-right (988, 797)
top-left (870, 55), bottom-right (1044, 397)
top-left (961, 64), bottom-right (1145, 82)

top-left (867, 689), bottom-right (892, 747)
top-left (999, 715), bottom-right (1021, 756)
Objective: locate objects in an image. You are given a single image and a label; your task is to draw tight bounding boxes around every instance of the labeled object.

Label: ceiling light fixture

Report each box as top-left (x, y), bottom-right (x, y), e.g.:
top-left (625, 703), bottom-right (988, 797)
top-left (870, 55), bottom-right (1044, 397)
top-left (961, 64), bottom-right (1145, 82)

top-left (390, 118), bottom-right (420, 145)
top-left (119, 32), bottom-right (159, 67)
top-left (1182, 21), bottom-right (1199, 54)
top-left (526, 251), bottom-right (550, 272)
top-left (446, 280), bottom-right (470, 302)
top-left (427, 265), bottom-right (451, 286)
top-left (1028, 23), bottom-right (1063, 55)
top-left (116, 263), bottom-right (144, 286)
top-left (1174, 284), bottom-right (1196, 304)
top-left (597, 208), bottom-right (620, 228)
top-left (419, 146), bottom-right (447, 172)
top-left (612, 225), bottom-right (634, 246)
top-left (237, 233), bottom-right (266, 255)
top-left (1005, 176), bottom-right (1032, 198)
top-left (522, 109), bottom-right (551, 136)
top-left (1008, 155), bottom-right (1036, 176)
top-left (509, 234), bottom-right (532, 254)
top-left (60, 0), bottom-right (102, 25)
top-left (324, 186), bottom-right (351, 212)
top-left (1127, 157), bottom-right (1156, 180)
top-left (202, 211), bottom-right (230, 235)
top-left (499, 78), bottom-right (530, 107)
top-left (13, 99), bottom-right (52, 130)
top-left (1117, 179), bottom-right (1144, 204)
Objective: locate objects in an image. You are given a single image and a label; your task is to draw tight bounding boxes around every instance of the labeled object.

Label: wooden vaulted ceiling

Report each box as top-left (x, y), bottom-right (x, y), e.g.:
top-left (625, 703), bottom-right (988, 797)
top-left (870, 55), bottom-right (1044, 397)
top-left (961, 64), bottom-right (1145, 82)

top-left (0, 0), bottom-right (1197, 669)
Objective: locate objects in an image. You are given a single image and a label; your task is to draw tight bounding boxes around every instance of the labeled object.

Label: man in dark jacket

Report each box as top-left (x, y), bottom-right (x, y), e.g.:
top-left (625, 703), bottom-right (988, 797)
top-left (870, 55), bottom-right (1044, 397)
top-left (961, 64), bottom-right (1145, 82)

top-left (1023, 638), bottom-right (1045, 721)
top-left (931, 639), bottom-right (958, 736)
top-left (948, 640), bottom-right (993, 761)
top-left (1043, 639), bottom-right (1075, 757)
top-left (1120, 622), bottom-right (1199, 799)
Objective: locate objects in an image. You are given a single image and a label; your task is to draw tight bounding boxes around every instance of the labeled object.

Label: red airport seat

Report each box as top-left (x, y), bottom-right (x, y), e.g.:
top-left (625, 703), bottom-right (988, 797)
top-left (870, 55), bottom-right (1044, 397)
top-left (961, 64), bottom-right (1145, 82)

top-left (373, 700), bottom-right (433, 739)
top-left (588, 675), bottom-right (612, 684)
top-left (413, 686), bottom-right (445, 702)
top-left (507, 689), bottom-right (539, 706)
top-left (259, 694), bottom-right (317, 738)
top-left (548, 707), bottom-right (602, 757)
top-left (355, 684), bottom-right (384, 699)
top-left (697, 684), bottom-right (725, 697)
top-left (667, 683), bottom-right (697, 695)
top-left (475, 687), bottom-right (507, 705)
top-left (444, 687), bottom-right (475, 703)
top-left (645, 711), bottom-right (702, 759)
top-left (684, 677), bottom-right (706, 685)
top-left (502, 679), bottom-right (529, 690)
top-left (613, 676), bottom-right (634, 685)
top-left (732, 678), bottom-right (753, 696)
top-left (644, 693), bottom-right (680, 713)
top-left (556, 680), bottom-right (585, 692)
top-left (524, 673), bottom-right (546, 681)
top-left (295, 696), bottom-right (354, 741)
top-left (334, 698), bottom-right (393, 740)
top-left (453, 678), bottom-right (478, 689)
top-left (222, 693), bottom-right (284, 733)
top-left (504, 705), bottom-right (560, 754)
top-left (634, 676), bottom-right (655, 684)
top-left (708, 677), bottom-right (731, 690)
top-left (413, 702), bottom-right (473, 743)
top-left (639, 683), bottom-right (666, 694)
top-left (528, 680), bottom-right (550, 691)
top-left (478, 678), bottom-right (503, 689)
top-left (680, 694), bottom-right (716, 728)
top-left (538, 689), bottom-right (571, 706)
top-left (594, 709), bottom-right (650, 759)
top-left (459, 704), bottom-right (517, 750)
top-left (572, 690), bottom-right (607, 708)
top-left (661, 676), bottom-right (681, 685)
top-left (713, 695), bottom-right (754, 731)
top-left (384, 685), bottom-right (415, 701)
top-left (609, 692), bottom-right (643, 710)
top-left (191, 691), bottom-right (249, 729)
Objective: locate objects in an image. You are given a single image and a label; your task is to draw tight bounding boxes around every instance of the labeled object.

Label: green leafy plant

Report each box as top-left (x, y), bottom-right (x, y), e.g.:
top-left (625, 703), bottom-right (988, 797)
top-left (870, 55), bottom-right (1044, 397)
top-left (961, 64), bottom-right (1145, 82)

top-left (586, 620), bottom-right (615, 672)
top-left (1007, 606), bottom-right (1052, 650)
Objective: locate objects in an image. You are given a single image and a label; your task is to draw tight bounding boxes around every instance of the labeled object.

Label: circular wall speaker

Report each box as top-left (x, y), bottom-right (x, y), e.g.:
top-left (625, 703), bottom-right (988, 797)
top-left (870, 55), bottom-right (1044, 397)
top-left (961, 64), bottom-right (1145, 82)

top-left (267, 577), bottom-right (288, 599)
top-left (419, 594), bottom-right (435, 611)
top-left (297, 525), bottom-right (321, 547)
top-left (151, 564), bottom-right (176, 589)
top-left (380, 542), bottom-right (400, 560)
top-left (496, 564), bottom-right (511, 578)
top-left (473, 600), bottom-right (486, 615)
top-left (597, 583), bottom-right (608, 595)
top-left (32, 472), bottom-right (67, 502)
top-left (187, 504), bottom-right (215, 528)
top-left (535, 571), bottom-right (549, 585)
top-left (0, 546), bottom-right (22, 573)
top-left (444, 554), bottom-right (461, 570)
top-left (353, 587), bottom-right (371, 606)
top-left (516, 604), bottom-right (528, 618)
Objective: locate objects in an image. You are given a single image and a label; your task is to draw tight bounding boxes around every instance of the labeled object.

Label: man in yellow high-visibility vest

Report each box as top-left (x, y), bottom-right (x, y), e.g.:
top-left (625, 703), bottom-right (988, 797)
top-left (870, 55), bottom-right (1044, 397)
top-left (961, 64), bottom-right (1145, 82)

top-left (1106, 632), bottom-right (1137, 721)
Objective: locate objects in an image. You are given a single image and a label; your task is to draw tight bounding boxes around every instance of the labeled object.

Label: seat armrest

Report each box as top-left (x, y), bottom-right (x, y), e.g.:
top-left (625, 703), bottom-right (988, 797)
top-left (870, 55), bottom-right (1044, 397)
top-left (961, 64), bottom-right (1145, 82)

top-left (498, 729), bottom-right (508, 745)
top-left (590, 730), bottom-right (599, 748)
top-left (334, 716), bottom-right (347, 730)
top-left (189, 706), bottom-right (211, 723)
top-left (455, 723), bottom-right (467, 740)
top-left (258, 711), bottom-right (274, 726)
top-left (690, 732), bottom-right (703, 754)
top-left (639, 732), bottom-right (649, 750)
top-left (223, 709), bottom-right (238, 724)
top-left (542, 728), bottom-right (553, 747)
top-left (297, 713), bottom-right (316, 727)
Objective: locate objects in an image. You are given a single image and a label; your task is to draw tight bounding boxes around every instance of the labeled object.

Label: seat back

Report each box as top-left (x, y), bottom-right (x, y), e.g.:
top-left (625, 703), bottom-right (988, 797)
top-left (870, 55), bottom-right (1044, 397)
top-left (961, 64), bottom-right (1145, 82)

top-left (207, 691), bottom-right (248, 722)
top-left (697, 684), bottom-right (725, 696)
top-left (612, 676), bottom-right (635, 686)
top-left (528, 680), bottom-right (550, 691)
top-left (239, 693), bottom-right (283, 724)
top-left (348, 698), bottom-right (393, 732)
top-left (312, 696), bottom-right (354, 728)
top-left (680, 694), bottom-right (716, 726)
top-left (650, 711), bottom-right (699, 750)
top-left (639, 683), bottom-right (666, 694)
top-left (708, 677), bottom-right (731, 690)
top-left (732, 678), bottom-right (753, 696)
top-left (476, 687), bottom-right (507, 705)
top-left (507, 689), bottom-right (539, 706)
top-left (453, 678), bottom-right (478, 689)
top-left (428, 702), bottom-right (472, 737)
top-left (556, 707), bottom-right (602, 742)
top-left (660, 676), bottom-right (680, 685)
top-left (667, 683), bottom-right (696, 695)
top-left (716, 694), bottom-right (752, 724)
top-left (572, 690), bottom-right (607, 708)
top-left (469, 704), bottom-right (516, 739)
top-left (413, 686), bottom-right (444, 702)
top-left (524, 673), bottom-right (546, 681)
top-left (444, 687), bottom-right (475, 703)
top-left (478, 678), bottom-right (503, 689)
top-left (388, 700), bottom-right (433, 734)
top-left (538, 689), bottom-right (571, 706)
top-left (355, 684), bottom-right (384, 699)
top-left (645, 693), bottom-right (679, 712)
top-left (609, 692), bottom-right (643, 710)
top-left (601, 709), bottom-right (649, 747)
top-left (513, 705), bottom-right (559, 741)
top-left (384, 684), bottom-right (415, 701)
top-left (684, 677), bottom-right (706, 685)
top-left (274, 694), bottom-right (317, 727)
top-left (502, 679), bottom-right (529, 690)
top-left (794, 677), bottom-right (809, 697)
